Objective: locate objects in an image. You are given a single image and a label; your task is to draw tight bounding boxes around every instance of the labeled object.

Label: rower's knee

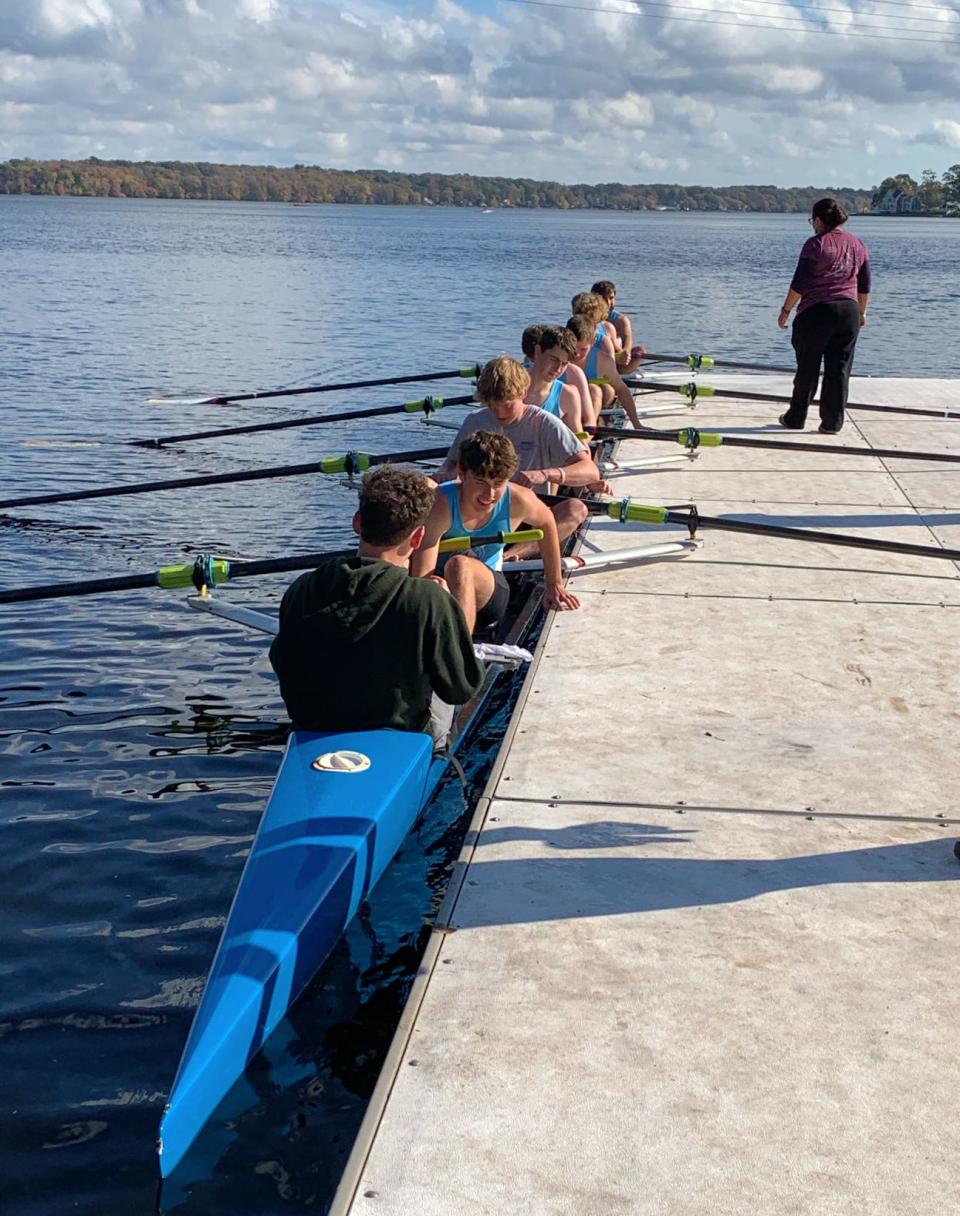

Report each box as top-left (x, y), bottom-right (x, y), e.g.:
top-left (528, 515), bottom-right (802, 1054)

top-left (444, 555), bottom-right (475, 587)
top-left (551, 499), bottom-right (588, 541)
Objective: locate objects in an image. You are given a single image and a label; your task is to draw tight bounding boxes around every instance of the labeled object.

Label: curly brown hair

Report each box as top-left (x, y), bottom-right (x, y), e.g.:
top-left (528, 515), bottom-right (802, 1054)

top-left (476, 355), bottom-right (531, 406)
top-left (357, 465), bottom-right (434, 545)
top-left (458, 430), bottom-right (519, 482)
top-left (571, 291), bottom-right (608, 325)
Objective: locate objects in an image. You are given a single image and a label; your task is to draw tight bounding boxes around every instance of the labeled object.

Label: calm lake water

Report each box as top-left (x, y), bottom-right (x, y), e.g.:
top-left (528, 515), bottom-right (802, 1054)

top-left (1, 197), bottom-right (958, 1216)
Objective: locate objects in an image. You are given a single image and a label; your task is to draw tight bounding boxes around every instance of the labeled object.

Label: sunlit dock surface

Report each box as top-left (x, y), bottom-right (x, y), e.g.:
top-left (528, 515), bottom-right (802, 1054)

top-left (334, 377), bottom-right (960, 1215)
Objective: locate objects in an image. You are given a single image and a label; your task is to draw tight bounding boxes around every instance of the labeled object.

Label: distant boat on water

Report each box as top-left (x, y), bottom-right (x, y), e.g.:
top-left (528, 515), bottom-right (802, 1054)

top-left (480, 208), bottom-right (495, 214)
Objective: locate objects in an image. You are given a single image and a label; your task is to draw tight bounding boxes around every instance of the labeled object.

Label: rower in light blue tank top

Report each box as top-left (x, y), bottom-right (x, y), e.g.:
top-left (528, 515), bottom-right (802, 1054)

top-left (539, 380), bottom-right (563, 418)
top-left (608, 306), bottom-right (620, 321)
top-left (438, 481), bottom-right (512, 572)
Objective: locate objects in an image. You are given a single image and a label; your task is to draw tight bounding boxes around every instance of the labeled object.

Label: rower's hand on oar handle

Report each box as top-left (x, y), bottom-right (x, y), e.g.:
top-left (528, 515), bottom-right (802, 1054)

top-left (544, 584), bottom-right (580, 612)
top-left (424, 574), bottom-right (450, 592)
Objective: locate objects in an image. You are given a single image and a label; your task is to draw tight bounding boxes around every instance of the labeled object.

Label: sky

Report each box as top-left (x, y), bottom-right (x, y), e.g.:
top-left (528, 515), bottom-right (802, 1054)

top-left (0, 0), bottom-right (958, 188)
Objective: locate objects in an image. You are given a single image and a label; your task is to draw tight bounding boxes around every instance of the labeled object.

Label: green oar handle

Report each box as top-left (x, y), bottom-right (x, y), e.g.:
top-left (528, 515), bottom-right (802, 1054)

top-left (403, 396), bottom-right (444, 413)
top-left (439, 529), bottom-right (543, 553)
top-left (605, 501), bottom-right (668, 526)
top-left (677, 429), bottom-right (723, 448)
top-left (157, 558), bottom-right (231, 590)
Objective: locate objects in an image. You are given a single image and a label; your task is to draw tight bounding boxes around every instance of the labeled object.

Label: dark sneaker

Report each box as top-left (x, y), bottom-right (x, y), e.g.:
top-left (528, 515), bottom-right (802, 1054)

top-left (818, 424), bottom-right (842, 435)
top-left (778, 413), bottom-right (804, 430)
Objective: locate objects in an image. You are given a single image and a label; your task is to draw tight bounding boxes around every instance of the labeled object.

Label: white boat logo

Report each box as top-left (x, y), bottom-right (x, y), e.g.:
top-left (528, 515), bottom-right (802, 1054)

top-left (311, 750), bottom-right (372, 773)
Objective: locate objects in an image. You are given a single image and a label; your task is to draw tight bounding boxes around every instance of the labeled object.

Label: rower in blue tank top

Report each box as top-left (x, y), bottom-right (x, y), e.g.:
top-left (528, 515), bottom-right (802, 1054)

top-left (539, 380), bottom-right (563, 418)
top-left (438, 480), bottom-right (512, 572)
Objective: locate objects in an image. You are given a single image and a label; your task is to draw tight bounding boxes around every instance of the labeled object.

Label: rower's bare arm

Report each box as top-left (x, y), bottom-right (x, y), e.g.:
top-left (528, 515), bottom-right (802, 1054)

top-left (511, 486), bottom-right (579, 612)
top-left (410, 493), bottom-right (452, 578)
top-left (602, 353), bottom-right (641, 428)
top-left (560, 384), bottom-right (584, 435)
top-left (560, 448), bottom-right (600, 487)
top-left (432, 457), bottom-right (459, 484)
top-left (618, 313), bottom-right (634, 352)
top-left (565, 363), bottom-right (596, 426)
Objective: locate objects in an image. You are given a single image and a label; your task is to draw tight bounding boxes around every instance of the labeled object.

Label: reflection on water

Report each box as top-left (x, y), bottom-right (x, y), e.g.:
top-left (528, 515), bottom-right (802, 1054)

top-left (1, 198), bottom-right (957, 1216)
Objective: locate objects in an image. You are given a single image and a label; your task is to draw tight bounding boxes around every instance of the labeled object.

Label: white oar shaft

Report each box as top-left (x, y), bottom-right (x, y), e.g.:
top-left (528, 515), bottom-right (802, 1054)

top-left (504, 539), bottom-right (701, 574)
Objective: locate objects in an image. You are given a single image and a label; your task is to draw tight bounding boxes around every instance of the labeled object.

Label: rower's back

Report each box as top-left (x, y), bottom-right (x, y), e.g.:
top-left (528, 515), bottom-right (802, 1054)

top-left (270, 466), bottom-right (483, 739)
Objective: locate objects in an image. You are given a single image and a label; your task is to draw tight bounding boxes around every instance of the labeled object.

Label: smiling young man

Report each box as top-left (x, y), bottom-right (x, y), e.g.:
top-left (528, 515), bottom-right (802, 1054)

top-left (413, 431), bottom-right (579, 631)
top-left (432, 356), bottom-right (599, 557)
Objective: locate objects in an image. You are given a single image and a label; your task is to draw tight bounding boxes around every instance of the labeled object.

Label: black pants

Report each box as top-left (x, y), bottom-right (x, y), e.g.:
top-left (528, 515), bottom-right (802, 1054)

top-left (784, 300), bottom-right (860, 431)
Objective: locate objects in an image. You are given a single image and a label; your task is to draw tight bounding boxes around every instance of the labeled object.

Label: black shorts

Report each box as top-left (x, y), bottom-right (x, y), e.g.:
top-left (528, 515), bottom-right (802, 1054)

top-left (475, 570), bottom-right (510, 632)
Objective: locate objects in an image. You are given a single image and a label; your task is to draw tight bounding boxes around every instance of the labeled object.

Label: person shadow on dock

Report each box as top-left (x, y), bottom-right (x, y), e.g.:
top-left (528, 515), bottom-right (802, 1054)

top-left (454, 823), bottom-right (957, 928)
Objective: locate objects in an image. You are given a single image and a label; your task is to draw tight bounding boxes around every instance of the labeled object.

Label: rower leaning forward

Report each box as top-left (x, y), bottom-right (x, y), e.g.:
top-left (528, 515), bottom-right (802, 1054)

top-left (412, 430), bottom-right (580, 633)
top-left (433, 355), bottom-right (601, 561)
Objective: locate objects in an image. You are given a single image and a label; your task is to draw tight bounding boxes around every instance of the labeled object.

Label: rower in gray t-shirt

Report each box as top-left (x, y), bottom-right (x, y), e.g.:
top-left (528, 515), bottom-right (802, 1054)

top-left (445, 405), bottom-right (585, 494)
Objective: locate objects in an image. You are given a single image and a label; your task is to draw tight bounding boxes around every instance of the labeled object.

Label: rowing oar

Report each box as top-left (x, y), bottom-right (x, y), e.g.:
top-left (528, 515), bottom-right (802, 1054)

top-left (0, 531), bottom-right (543, 607)
top-left (0, 446), bottom-right (447, 512)
top-left (627, 379), bottom-right (955, 422)
top-left (639, 352), bottom-right (796, 374)
top-left (132, 394), bottom-right (475, 448)
top-left (544, 495), bottom-right (960, 566)
top-left (589, 424), bottom-right (960, 465)
top-left (149, 366), bottom-right (483, 407)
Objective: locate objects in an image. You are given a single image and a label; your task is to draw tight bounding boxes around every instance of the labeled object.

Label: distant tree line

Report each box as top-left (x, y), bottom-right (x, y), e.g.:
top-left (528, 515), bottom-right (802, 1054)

top-left (0, 157), bottom-right (878, 213)
top-left (871, 167), bottom-right (960, 210)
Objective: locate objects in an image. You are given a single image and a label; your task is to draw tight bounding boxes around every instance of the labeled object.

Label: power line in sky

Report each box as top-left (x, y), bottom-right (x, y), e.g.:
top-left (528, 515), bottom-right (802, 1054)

top-left (499, 0), bottom-right (960, 44)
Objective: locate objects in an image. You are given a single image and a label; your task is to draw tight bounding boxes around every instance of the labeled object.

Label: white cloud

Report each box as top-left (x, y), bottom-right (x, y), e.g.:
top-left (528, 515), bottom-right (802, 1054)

top-left (931, 118), bottom-right (960, 149)
top-left (0, 0), bottom-right (957, 186)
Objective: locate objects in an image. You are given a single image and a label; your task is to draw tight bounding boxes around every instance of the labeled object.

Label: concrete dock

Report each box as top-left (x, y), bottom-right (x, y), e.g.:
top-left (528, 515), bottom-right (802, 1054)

top-left (334, 377), bottom-right (960, 1215)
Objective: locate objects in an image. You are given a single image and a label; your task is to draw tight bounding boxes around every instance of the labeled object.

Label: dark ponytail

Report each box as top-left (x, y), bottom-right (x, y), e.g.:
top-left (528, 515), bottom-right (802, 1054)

top-left (811, 197), bottom-right (848, 230)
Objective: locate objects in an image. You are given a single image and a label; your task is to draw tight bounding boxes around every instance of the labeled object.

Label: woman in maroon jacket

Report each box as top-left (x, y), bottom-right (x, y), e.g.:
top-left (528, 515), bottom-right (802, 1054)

top-left (777, 197), bottom-right (871, 434)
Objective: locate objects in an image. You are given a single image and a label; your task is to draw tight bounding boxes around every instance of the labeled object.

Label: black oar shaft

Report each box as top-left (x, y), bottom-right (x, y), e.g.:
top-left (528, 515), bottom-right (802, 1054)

top-left (554, 494), bottom-right (960, 564)
top-left (591, 424), bottom-right (960, 465)
top-left (207, 368), bottom-right (478, 406)
top-left (0, 446), bottom-right (447, 511)
top-left (666, 509), bottom-right (960, 565)
top-left (135, 396), bottom-right (476, 448)
top-left (643, 352), bottom-right (796, 374)
top-left (631, 379), bottom-right (953, 421)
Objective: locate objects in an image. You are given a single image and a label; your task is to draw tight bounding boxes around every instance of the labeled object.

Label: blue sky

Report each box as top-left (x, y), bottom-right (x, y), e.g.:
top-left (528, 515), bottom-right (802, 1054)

top-left (0, 0), bottom-right (958, 187)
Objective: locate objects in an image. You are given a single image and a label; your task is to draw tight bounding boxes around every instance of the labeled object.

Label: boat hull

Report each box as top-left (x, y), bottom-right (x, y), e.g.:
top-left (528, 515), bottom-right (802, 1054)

top-left (158, 727), bottom-right (441, 1178)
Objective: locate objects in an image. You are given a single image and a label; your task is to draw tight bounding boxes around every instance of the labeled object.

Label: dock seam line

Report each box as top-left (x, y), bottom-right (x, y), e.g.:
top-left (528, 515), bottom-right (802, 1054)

top-left (490, 796), bottom-right (960, 828)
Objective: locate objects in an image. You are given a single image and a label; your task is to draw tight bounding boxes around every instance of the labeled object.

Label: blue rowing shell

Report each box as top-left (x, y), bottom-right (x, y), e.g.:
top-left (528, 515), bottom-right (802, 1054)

top-left (158, 727), bottom-right (442, 1178)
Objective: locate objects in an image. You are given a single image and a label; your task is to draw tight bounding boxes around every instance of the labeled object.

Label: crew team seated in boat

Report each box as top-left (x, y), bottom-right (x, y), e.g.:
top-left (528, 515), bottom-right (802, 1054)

top-left (433, 355), bottom-right (599, 560)
top-left (412, 431), bottom-right (580, 631)
top-left (566, 305), bottom-right (642, 429)
top-left (591, 279), bottom-right (645, 374)
top-left (521, 324), bottom-right (596, 429)
top-left (522, 324), bottom-right (585, 435)
top-left (268, 465), bottom-right (483, 750)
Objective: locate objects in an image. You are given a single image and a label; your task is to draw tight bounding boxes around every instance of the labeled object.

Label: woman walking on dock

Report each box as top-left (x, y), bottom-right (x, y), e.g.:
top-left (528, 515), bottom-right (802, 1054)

top-left (777, 197), bottom-right (871, 434)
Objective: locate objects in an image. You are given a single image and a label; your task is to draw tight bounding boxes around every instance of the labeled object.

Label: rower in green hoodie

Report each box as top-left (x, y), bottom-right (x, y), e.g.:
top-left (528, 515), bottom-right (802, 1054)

top-left (268, 466), bottom-right (484, 749)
